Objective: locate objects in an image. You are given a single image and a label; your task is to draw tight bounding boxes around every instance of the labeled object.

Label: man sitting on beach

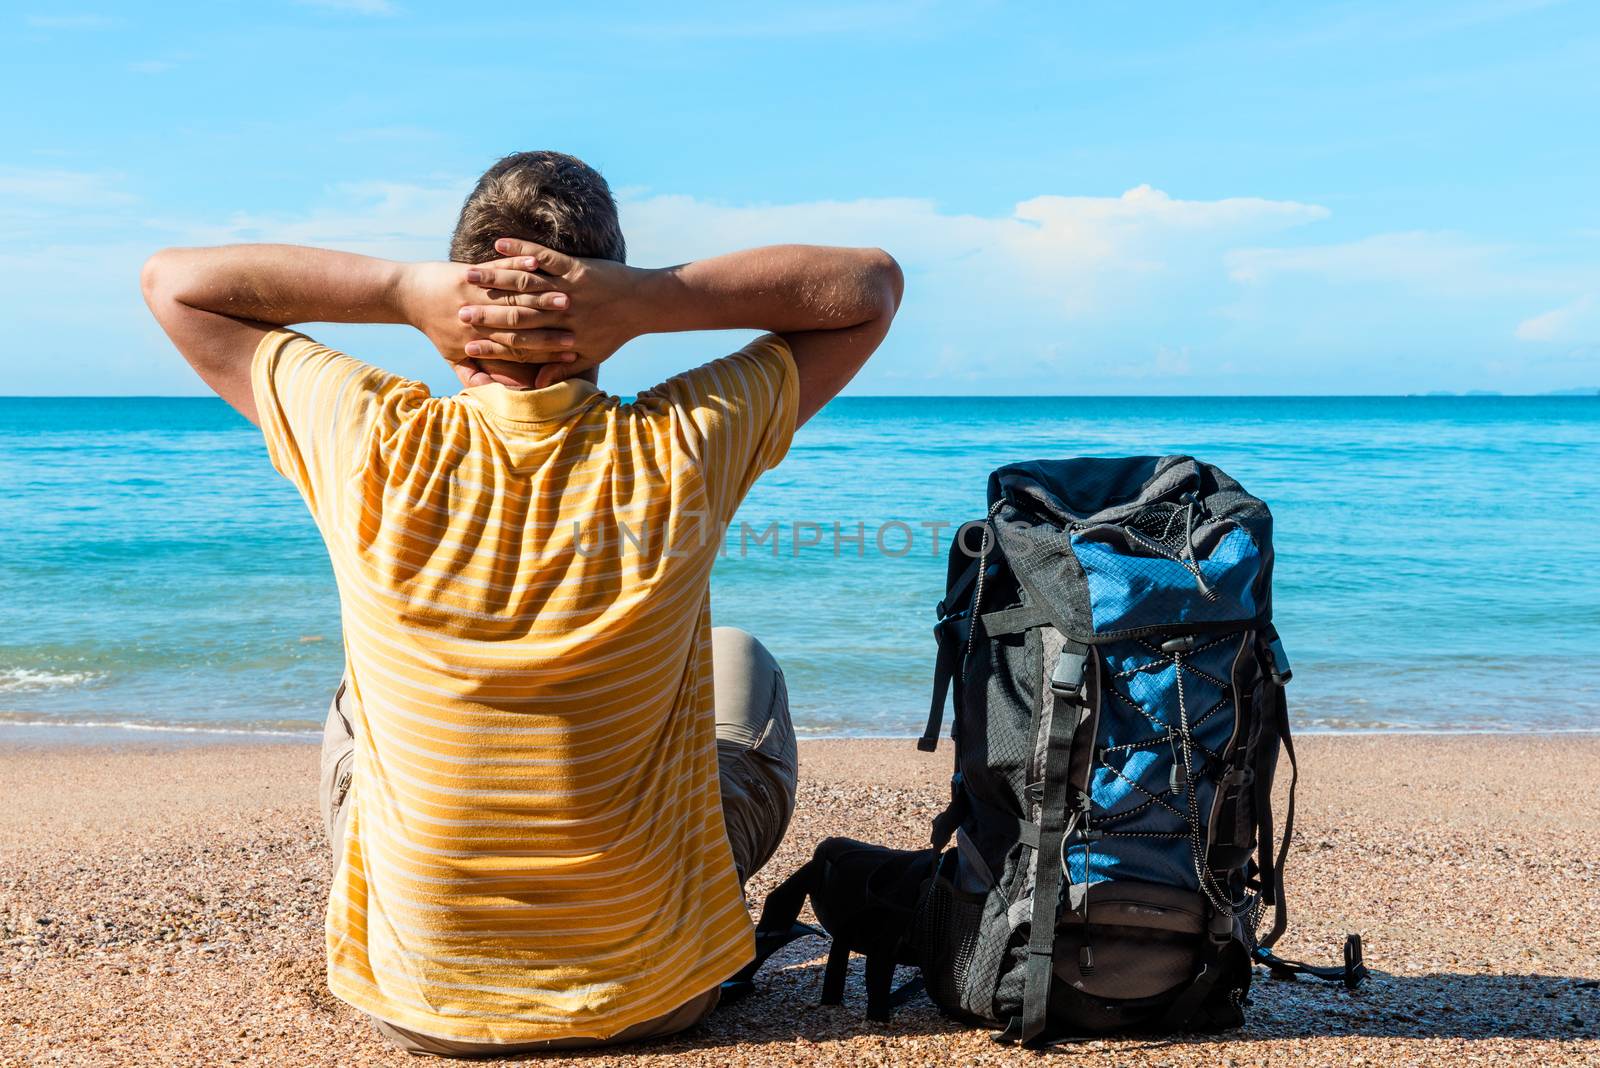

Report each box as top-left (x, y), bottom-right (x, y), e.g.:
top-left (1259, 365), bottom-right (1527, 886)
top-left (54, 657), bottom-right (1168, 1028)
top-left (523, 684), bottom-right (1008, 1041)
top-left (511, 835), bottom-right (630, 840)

top-left (140, 151), bottom-right (902, 1055)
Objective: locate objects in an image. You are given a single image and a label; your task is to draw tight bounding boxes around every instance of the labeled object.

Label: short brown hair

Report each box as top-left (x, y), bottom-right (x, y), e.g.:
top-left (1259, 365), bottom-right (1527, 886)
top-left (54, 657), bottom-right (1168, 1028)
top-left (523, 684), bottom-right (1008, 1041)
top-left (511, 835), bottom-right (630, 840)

top-left (448, 151), bottom-right (626, 265)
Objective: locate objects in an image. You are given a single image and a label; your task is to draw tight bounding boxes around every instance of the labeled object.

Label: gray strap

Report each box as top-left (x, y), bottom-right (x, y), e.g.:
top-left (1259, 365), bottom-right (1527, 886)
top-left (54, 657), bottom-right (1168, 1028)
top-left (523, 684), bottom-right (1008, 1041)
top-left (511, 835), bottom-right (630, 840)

top-left (980, 604), bottom-right (1052, 636)
top-left (1259, 684), bottom-right (1297, 951)
top-left (999, 646), bottom-right (1088, 1047)
top-left (917, 629), bottom-right (959, 753)
top-left (954, 826), bottom-right (998, 893)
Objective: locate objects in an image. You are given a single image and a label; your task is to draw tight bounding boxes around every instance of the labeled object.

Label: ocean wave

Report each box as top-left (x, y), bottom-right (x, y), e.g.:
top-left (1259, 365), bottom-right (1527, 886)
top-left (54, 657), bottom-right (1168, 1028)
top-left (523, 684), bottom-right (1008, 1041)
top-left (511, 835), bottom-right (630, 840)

top-left (1, 711), bottom-right (1594, 742)
top-left (791, 721), bottom-right (1600, 739)
top-left (0, 668), bottom-right (100, 692)
top-left (0, 712), bottom-right (320, 738)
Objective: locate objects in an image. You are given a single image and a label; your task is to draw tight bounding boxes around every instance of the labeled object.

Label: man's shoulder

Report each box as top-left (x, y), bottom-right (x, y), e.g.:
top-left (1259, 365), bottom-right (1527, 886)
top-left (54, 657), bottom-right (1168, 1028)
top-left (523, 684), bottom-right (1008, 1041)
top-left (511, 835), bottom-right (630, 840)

top-left (252, 326), bottom-right (433, 457)
top-left (634, 334), bottom-right (796, 407)
top-left (254, 328), bottom-right (425, 397)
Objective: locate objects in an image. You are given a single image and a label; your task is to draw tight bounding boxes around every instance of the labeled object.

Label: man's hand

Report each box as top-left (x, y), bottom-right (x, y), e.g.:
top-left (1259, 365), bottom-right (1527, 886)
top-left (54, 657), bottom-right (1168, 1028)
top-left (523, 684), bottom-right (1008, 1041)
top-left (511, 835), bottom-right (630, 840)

top-left (448, 239), bottom-right (654, 390)
top-left (449, 240), bottom-right (902, 419)
top-left (394, 259), bottom-right (581, 388)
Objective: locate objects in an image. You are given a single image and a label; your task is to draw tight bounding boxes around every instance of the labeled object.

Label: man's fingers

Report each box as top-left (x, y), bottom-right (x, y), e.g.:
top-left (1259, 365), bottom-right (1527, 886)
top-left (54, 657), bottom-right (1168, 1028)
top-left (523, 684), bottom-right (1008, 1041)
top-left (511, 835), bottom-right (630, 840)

top-left (450, 359), bottom-right (493, 388)
top-left (491, 239), bottom-right (543, 259)
top-left (483, 288), bottom-right (560, 308)
top-left (492, 237), bottom-right (578, 278)
top-left (479, 328), bottom-right (577, 353)
top-left (535, 357), bottom-right (598, 389)
top-left (463, 332), bottom-right (579, 361)
top-left (456, 296), bottom-right (568, 328)
top-left (534, 363), bottom-right (573, 389)
top-left (463, 266), bottom-right (558, 294)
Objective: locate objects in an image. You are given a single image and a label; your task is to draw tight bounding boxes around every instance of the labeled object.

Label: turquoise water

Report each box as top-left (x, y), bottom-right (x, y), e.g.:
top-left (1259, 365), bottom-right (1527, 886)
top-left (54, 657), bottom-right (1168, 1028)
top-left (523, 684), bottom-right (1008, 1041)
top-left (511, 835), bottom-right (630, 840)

top-left (2, 395), bottom-right (1597, 738)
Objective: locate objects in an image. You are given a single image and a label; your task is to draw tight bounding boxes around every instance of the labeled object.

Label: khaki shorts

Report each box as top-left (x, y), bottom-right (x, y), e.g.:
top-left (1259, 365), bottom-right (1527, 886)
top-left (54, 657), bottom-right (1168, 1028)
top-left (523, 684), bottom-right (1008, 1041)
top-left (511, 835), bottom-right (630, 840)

top-left (319, 626), bottom-right (799, 1057)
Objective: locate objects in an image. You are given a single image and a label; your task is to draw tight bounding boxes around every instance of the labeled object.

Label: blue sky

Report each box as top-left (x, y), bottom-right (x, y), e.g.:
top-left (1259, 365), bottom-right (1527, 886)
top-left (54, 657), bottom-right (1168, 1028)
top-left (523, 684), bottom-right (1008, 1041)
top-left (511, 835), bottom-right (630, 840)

top-left (2, 0), bottom-right (1597, 395)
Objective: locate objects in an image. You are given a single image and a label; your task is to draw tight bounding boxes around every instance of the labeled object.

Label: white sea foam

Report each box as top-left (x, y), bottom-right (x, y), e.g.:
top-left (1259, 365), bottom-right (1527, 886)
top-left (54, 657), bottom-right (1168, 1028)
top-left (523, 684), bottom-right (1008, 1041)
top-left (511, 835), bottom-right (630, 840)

top-left (1, 714), bottom-right (1594, 742)
top-left (0, 715), bottom-right (319, 738)
top-left (0, 668), bottom-right (99, 692)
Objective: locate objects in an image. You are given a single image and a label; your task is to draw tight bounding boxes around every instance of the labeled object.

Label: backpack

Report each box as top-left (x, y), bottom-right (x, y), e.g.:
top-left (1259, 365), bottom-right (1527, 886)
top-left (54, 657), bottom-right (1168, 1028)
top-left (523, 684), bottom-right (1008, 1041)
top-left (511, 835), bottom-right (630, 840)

top-left (734, 456), bottom-right (1365, 1045)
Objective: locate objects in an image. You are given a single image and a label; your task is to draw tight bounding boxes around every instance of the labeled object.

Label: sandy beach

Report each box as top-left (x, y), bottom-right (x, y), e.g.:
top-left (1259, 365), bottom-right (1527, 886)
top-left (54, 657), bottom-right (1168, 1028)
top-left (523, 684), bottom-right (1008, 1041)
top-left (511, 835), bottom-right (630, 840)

top-left (2, 734), bottom-right (1597, 1066)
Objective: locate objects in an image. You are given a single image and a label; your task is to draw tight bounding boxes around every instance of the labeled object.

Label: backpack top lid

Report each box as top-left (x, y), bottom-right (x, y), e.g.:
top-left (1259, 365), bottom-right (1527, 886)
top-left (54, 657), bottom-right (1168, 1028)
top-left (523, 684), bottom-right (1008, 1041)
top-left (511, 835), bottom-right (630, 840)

top-left (983, 455), bottom-right (1276, 644)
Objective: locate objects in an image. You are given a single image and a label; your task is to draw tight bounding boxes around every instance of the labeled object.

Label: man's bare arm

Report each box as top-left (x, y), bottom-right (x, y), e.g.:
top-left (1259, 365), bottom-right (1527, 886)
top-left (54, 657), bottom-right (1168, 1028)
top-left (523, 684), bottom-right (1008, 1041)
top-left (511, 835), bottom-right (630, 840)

top-left (643, 245), bottom-right (903, 425)
top-left (140, 245), bottom-right (574, 424)
top-left (467, 241), bottom-right (904, 425)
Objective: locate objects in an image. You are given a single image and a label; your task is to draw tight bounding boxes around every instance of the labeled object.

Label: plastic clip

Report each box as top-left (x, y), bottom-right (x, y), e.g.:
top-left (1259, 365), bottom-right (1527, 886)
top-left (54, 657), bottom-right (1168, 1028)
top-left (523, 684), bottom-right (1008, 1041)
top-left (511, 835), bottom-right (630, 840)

top-left (1050, 650), bottom-right (1088, 704)
top-left (1267, 635), bottom-right (1293, 685)
top-left (1161, 634), bottom-right (1203, 655)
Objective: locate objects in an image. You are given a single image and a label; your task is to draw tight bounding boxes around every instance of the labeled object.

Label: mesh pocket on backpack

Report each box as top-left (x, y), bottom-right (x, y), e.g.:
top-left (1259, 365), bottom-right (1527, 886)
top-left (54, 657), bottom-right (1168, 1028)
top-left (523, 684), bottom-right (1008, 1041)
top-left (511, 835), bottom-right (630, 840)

top-left (1069, 524), bottom-right (1261, 634)
top-left (913, 867), bottom-right (986, 1012)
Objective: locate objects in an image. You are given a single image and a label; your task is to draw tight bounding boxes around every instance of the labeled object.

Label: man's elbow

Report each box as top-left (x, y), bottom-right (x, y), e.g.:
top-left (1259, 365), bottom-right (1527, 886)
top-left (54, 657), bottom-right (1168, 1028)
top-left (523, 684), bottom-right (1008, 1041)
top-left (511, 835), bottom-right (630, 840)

top-left (140, 249), bottom-right (214, 371)
top-left (140, 248), bottom-right (184, 312)
top-left (861, 247), bottom-right (904, 320)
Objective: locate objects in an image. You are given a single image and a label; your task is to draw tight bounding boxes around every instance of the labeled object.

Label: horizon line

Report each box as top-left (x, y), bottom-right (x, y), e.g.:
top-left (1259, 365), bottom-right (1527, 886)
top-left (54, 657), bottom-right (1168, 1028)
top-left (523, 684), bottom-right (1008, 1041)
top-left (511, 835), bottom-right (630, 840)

top-left (1, 391), bottom-right (1595, 401)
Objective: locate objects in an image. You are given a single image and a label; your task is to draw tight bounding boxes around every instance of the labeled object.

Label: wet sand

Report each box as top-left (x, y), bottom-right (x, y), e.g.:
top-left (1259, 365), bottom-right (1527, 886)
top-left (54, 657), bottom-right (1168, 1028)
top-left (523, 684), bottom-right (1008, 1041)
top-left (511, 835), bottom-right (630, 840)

top-left (2, 734), bottom-right (1597, 1066)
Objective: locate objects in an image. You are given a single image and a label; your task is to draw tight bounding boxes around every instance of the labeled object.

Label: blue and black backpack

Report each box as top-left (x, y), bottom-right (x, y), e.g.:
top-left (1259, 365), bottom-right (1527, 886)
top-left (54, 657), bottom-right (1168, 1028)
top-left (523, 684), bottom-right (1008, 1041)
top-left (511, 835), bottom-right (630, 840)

top-left (734, 456), bottom-right (1366, 1045)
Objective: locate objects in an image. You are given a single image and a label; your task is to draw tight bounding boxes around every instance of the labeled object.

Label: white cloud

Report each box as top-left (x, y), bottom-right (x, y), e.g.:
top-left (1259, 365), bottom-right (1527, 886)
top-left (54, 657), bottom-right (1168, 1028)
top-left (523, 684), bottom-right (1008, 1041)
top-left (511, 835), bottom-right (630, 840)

top-left (174, 181), bottom-right (466, 259)
top-left (71, 179), bottom-right (1336, 394)
top-left (609, 185), bottom-right (1334, 391)
top-left (1516, 295), bottom-right (1598, 342)
top-left (0, 168), bottom-right (139, 243)
top-left (294, 0), bottom-right (396, 14)
top-left (6, 174), bottom-right (1594, 394)
top-left (613, 2), bottom-right (938, 39)
top-left (1226, 231), bottom-right (1600, 377)
top-left (23, 13), bottom-right (118, 29)
top-left (624, 184), bottom-right (1327, 321)
top-left (170, 181), bottom-right (1331, 330)
top-left (337, 125), bottom-right (442, 144)
top-left (0, 167), bottom-right (135, 207)
top-left (1226, 230), bottom-right (1512, 297)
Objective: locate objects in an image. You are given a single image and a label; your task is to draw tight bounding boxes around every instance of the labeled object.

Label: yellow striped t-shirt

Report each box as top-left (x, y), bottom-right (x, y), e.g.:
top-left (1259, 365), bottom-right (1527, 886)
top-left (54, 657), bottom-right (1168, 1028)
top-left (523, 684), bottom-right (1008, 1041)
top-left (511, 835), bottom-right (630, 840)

top-left (251, 328), bottom-right (798, 1043)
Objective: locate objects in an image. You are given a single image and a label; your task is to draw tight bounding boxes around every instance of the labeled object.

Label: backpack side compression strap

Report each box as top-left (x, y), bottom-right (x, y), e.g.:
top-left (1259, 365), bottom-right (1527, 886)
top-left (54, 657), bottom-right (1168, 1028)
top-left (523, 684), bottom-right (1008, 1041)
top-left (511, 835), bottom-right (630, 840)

top-left (1251, 649), bottom-right (1369, 991)
top-left (919, 557), bottom-right (981, 752)
top-left (918, 625), bottom-right (960, 753)
top-left (1258, 681), bottom-right (1297, 953)
top-left (997, 645), bottom-right (1090, 1047)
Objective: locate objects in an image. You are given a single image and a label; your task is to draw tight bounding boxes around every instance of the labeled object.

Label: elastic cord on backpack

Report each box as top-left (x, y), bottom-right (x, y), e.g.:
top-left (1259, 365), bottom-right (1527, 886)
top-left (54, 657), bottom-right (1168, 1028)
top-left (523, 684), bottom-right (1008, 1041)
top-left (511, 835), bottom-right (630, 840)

top-left (960, 500), bottom-right (1006, 682)
top-left (1169, 644), bottom-right (1246, 920)
top-left (1125, 499), bottom-right (1219, 602)
top-left (1180, 499), bottom-right (1217, 602)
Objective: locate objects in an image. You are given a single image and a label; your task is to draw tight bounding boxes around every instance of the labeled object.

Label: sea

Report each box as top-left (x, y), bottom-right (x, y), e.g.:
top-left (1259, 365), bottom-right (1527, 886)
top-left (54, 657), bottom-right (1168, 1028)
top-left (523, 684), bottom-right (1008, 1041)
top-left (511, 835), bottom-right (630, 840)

top-left (2, 394), bottom-right (1596, 740)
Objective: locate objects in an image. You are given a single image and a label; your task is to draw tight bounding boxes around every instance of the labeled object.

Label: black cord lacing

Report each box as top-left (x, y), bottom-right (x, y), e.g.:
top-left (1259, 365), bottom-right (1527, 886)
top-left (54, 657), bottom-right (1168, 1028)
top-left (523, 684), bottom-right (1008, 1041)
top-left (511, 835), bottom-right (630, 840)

top-left (1174, 647), bottom-right (1249, 918)
top-left (1124, 500), bottom-right (1219, 602)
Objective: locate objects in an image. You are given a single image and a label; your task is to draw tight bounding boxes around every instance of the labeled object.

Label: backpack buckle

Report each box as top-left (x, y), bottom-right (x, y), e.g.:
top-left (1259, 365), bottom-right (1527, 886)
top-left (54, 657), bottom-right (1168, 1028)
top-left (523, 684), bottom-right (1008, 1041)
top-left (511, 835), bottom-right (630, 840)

top-left (1049, 650), bottom-right (1088, 705)
top-left (1160, 634), bottom-right (1203, 655)
top-left (1265, 634), bottom-right (1293, 685)
top-left (1267, 639), bottom-right (1292, 687)
top-left (1220, 766), bottom-right (1255, 789)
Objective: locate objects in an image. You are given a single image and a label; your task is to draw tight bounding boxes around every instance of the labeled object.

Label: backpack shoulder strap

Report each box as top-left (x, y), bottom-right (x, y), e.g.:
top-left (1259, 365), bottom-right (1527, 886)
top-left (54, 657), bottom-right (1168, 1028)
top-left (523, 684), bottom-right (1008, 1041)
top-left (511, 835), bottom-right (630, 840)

top-left (996, 642), bottom-right (1093, 1047)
